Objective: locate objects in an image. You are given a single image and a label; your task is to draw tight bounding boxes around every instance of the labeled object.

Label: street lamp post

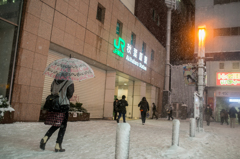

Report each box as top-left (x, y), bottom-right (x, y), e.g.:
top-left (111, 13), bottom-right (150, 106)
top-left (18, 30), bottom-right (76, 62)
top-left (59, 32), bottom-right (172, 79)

top-left (197, 26), bottom-right (206, 130)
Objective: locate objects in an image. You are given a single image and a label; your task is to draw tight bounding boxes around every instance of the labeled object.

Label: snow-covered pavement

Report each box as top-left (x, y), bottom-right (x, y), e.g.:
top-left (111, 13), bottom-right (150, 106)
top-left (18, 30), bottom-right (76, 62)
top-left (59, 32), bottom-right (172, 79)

top-left (0, 119), bottom-right (240, 159)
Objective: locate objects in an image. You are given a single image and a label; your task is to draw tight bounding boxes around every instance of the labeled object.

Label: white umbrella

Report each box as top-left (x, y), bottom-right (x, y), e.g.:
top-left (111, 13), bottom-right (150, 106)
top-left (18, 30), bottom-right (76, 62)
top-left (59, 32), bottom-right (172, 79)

top-left (43, 58), bottom-right (95, 81)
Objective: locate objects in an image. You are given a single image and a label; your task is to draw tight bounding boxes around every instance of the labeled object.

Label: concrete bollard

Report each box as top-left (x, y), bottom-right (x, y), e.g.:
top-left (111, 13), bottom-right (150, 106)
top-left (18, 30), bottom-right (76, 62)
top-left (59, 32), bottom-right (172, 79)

top-left (172, 119), bottom-right (180, 146)
top-left (190, 118), bottom-right (195, 137)
top-left (115, 123), bottom-right (131, 159)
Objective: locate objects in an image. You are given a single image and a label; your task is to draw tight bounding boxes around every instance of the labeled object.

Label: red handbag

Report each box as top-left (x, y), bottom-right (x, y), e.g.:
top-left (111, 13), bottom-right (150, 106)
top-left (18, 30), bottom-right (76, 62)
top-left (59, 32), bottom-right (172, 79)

top-left (44, 112), bottom-right (65, 127)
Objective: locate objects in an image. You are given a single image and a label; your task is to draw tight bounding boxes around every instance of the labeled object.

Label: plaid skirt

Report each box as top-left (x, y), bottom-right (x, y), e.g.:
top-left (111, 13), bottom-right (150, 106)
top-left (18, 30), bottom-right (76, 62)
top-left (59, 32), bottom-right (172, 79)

top-left (44, 112), bottom-right (65, 127)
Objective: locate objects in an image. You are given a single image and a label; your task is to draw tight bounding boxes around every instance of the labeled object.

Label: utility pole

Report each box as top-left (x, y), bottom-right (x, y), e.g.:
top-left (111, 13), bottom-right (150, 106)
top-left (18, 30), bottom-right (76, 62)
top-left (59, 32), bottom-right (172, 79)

top-left (196, 26), bottom-right (206, 131)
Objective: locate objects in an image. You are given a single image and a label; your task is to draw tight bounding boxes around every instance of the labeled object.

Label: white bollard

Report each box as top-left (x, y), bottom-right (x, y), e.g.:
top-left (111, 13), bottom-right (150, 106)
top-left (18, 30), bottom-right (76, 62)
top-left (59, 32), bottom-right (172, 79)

top-left (115, 123), bottom-right (131, 159)
top-left (190, 118), bottom-right (195, 137)
top-left (172, 119), bottom-right (180, 146)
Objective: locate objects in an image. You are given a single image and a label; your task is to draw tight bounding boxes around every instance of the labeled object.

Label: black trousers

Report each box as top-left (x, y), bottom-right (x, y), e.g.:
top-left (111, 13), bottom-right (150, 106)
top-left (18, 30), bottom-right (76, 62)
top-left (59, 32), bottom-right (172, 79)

top-left (221, 117), bottom-right (228, 124)
top-left (114, 111), bottom-right (118, 120)
top-left (168, 114), bottom-right (174, 120)
top-left (141, 111), bottom-right (147, 123)
top-left (152, 111), bottom-right (158, 119)
top-left (45, 111), bottom-right (68, 144)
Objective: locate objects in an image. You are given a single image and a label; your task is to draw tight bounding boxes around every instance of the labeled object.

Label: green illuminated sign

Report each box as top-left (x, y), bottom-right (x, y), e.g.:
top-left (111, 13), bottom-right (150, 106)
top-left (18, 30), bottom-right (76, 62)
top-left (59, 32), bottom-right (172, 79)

top-left (113, 37), bottom-right (125, 57)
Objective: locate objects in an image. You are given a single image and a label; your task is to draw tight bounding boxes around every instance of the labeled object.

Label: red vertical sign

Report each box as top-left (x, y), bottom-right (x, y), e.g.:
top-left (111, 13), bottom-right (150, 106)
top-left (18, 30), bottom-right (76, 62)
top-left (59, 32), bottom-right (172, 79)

top-left (208, 97), bottom-right (214, 111)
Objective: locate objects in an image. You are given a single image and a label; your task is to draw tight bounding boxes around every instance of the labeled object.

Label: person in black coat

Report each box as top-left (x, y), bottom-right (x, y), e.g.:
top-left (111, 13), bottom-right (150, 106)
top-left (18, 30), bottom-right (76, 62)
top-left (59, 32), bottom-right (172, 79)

top-left (229, 106), bottom-right (238, 128)
top-left (167, 107), bottom-right (174, 121)
top-left (40, 79), bottom-right (74, 152)
top-left (117, 95), bottom-right (128, 123)
top-left (152, 103), bottom-right (158, 119)
top-left (204, 105), bottom-right (212, 126)
top-left (113, 98), bottom-right (118, 120)
top-left (138, 97), bottom-right (149, 125)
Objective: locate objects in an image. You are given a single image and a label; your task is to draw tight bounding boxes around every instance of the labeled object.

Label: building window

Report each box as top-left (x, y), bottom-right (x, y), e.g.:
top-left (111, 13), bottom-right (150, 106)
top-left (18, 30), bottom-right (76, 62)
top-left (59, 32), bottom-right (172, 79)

top-left (157, 15), bottom-right (160, 26)
top-left (151, 50), bottom-right (154, 61)
top-left (131, 32), bottom-right (136, 47)
top-left (116, 20), bottom-right (123, 36)
top-left (96, 3), bottom-right (105, 23)
top-left (233, 62), bottom-right (239, 69)
top-left (142, 42), bottom-right (146, 54)
top-left (0, 0), bottom-right (23, 99)
top-left (151, 8), bottom-right (156, 21)
top-left (219, 63), bottom-right (224, 69)
top-left (214, 27), bottom-right (240, 37)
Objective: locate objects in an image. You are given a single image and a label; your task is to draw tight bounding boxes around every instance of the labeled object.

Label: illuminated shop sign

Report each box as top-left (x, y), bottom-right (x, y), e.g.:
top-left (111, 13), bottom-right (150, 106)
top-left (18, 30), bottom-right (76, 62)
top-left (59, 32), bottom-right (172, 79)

top-left (229, 99), bottom-right (240, 102)
top-left (216, 72), bottom-right (240, 86)
top-left (113, 37), bottom-right (125, 57)
top-left (113, 37), bottom-right (147, 71)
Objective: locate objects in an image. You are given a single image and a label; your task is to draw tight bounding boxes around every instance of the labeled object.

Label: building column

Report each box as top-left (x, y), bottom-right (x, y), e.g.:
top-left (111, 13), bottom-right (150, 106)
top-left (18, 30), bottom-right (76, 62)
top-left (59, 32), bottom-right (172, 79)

top-left (146, 85), bottom-right (156, 116)
top-left (126, 81), bottom-right (134, 118)
top-left (103, 71), bottom-right (116, 119)
top-left (132, 81), bottom-right (146, 118)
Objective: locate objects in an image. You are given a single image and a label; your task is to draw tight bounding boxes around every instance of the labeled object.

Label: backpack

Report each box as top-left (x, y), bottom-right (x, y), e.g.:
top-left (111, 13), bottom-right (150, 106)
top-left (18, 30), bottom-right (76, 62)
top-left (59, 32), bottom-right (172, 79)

top-left (43, 81), bottom-right (68, 111)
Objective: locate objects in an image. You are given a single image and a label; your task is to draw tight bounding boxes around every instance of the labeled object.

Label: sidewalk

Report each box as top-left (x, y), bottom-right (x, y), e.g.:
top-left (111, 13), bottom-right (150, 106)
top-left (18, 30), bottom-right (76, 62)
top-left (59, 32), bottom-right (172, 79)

top-left (0, 119), bottom-right (240, 159)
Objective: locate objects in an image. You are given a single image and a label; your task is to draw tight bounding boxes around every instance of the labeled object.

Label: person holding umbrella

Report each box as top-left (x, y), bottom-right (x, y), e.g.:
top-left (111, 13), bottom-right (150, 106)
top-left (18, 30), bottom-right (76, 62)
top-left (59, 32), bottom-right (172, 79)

top-left (40, 71), bottom-right (74, 152)
top-left (40, 57), bottom-right (95, 152)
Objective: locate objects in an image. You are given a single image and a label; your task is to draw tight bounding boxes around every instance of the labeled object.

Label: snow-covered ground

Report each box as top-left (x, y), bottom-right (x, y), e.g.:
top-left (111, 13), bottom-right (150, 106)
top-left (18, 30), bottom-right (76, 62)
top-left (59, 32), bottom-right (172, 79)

top-left (1, 118), bottom-right (240, 159)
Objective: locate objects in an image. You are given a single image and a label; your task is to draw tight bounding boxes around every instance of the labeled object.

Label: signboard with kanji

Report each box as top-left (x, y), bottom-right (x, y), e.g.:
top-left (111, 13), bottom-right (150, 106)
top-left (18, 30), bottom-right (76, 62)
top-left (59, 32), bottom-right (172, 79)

top-left (216, 72), bottom-right (240, 86)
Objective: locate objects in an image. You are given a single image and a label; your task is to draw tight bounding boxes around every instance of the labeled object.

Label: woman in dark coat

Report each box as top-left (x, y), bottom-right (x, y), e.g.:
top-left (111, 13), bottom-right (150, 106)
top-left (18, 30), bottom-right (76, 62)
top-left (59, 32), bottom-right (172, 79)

top-left (40, 79), bottom-right (74, 152)
top-left (138, 97), bottom-right (149, 125)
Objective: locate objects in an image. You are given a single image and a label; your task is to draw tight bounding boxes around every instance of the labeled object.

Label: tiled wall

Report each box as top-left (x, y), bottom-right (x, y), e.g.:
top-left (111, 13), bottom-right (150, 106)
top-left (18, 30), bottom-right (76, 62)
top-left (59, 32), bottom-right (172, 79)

top-left (12, 0), bottom-right (166, 121)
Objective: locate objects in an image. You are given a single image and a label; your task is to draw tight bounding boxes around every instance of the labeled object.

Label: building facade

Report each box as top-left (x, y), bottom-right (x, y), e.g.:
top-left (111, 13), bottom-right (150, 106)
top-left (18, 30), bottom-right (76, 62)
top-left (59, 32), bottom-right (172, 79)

top-left (195, 0), bottom-right (240, 121)
top-left (1, 0), bottom-right (166, 121)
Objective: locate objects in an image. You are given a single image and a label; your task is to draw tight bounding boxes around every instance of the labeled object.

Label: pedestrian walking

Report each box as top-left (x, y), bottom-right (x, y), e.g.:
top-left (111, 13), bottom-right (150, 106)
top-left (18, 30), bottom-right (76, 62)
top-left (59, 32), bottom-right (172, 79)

top-left (167, 107), bottom-right (174, 120)
top-left (40, 78), bottom-right (74, 152)
top-left (117, 95), bottom-right (128, 123)
top-left (113, 98), bottom-right (118, 120)
top-left (138, 97), bottom-right (149, 125)
top-left (220, 109), bottom-right (226, 125)
top-left (204, 105), bottom-right (212, 126)
top-left (152, 103), bottom-right (158, 119)
top-left (224, 110), bottom-right (229, 125)
top-left (229, 106), bottom-right (238, 128)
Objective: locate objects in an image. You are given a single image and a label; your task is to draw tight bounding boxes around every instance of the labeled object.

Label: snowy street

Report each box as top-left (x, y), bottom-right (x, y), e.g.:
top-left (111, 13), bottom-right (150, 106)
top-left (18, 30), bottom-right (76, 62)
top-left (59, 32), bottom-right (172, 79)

top-left (1, 119), bottom-right (240, 159)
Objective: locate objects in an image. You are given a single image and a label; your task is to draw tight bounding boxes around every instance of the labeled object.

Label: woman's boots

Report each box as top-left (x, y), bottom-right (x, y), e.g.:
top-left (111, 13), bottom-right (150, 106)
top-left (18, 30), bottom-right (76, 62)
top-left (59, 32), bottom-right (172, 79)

top-left (40, 136), bottom-right (65, 152)
top-left (40, 136), bottom-right (48, 150)
top-left (55, 143), bottom-right (65, 152)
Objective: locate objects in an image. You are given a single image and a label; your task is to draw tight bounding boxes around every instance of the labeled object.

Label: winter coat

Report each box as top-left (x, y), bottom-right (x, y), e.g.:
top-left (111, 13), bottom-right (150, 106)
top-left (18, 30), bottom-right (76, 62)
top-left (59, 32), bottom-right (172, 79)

top-left (152, 104), bottom-right (157, 112)
top-left (204, 107), bottom-right (212, 116)
top-left (113, 101), bottom-right (118, 112)
top-left (220, 110), bottom-right (225, 117)
top-left (229, 107), bottom-right (238, 118)
top-left (138, 101), bottom-right (149, 112)
top-left (117, 99), bottom-right (128, 114)
top-left (224, 111), bottom-right (229, 119)
top-left (50, 79), bottom-right (74, 112)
